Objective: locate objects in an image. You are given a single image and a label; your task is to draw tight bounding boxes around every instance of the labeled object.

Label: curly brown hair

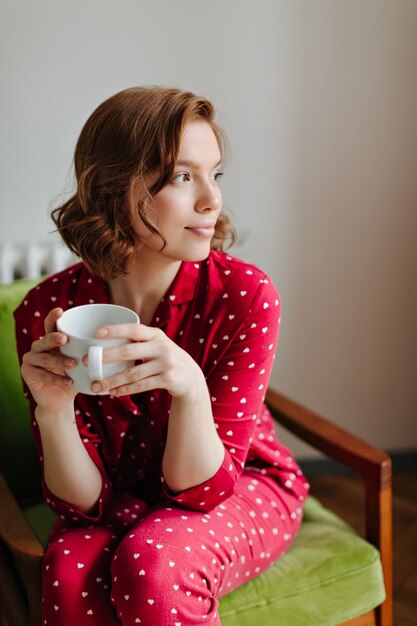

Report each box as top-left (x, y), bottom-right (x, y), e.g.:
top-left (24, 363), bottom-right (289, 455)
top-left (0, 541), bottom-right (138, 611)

top-left (51, 86), bottom-right (236, 279)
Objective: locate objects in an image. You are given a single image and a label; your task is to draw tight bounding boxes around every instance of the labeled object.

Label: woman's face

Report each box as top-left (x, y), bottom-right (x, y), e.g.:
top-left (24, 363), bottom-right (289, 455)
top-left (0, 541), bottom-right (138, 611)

top-left (132, 119), bottom-right (223, 263)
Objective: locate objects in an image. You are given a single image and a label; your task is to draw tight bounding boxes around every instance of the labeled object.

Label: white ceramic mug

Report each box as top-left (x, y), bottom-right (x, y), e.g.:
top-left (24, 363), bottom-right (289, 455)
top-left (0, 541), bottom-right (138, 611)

top-left (56, 304), bottom-right (140, 395)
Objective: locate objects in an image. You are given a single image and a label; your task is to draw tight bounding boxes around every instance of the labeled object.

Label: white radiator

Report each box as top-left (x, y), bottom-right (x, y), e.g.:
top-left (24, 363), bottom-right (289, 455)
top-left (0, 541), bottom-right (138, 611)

top-left (0, 241), bottom-right (78, 285)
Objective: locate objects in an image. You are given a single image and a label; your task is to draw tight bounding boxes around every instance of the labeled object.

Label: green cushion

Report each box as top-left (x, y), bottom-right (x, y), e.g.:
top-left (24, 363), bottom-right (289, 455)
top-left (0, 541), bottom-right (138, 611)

top-left (24, 500), bottom-right (58, 547)
top-left (23, 496), bottom-right (385, 626)
top-left (0, 279), bottom-right (42, 501)
top-left (219, 497), bottom-right (385, 625)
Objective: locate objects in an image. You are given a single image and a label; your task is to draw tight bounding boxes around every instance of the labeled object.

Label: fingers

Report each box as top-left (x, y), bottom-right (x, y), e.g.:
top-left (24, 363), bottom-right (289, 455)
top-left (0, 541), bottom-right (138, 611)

top-left (107, 374), bottom-right (161, 397)
top-left (44, 307), bottom-right (64, 335)
top-left (23, 308), bottom-right (74, 378)
top-left (82, 324), bottom-right (164, 367)
top-left (23, 348), bottom-right (76, 375)
top-left (31, 308), bottom-right (69, 354)
top-left (32, 330), bottom-right (67, 353)
top-left (96, 323), bottom-right (157, 341)
top-left (29, 332), bottom-right (75, 375)
top-left (87, 340), bottom-right (156, 366)
top-left (90, 360), bottom-right (161, 396)
top-left (21, 361), bottom-right (74, 389)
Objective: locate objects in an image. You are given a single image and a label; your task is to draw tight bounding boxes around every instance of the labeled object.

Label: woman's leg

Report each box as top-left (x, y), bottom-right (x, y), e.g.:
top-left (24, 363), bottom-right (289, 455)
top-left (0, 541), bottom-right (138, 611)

top-left (42, 493), bottom-right (149, 626)
top-left (111, 472), bottom-right (303, 625)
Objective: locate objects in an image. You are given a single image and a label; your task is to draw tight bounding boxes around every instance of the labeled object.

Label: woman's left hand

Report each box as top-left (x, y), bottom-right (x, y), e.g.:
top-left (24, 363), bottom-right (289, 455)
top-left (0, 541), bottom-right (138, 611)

top-left (87, 323), bottom-right (205, 399)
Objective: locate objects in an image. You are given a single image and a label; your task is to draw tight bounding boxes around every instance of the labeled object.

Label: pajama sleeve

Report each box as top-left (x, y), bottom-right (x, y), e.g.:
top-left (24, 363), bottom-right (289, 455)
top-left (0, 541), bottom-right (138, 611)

top-left (163, 276), bottom-right (281, 511)
top-left (14, 291), bottom-right (113, 524)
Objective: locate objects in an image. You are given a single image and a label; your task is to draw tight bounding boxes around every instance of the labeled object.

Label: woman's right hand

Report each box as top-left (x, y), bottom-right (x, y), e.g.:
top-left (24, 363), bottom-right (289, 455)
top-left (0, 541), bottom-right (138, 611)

top-left (21, 308), bottom-right (77, 416)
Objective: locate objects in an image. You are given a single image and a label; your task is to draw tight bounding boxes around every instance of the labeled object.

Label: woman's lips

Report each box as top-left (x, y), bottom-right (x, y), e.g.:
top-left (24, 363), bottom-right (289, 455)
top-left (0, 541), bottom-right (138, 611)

top-left (185, 225), bottom-right (216, 238)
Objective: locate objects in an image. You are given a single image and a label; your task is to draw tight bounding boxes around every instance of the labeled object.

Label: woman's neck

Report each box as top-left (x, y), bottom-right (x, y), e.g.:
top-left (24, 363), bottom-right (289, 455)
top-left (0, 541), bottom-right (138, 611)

top-left (107, 251), bottom-right (182, 326)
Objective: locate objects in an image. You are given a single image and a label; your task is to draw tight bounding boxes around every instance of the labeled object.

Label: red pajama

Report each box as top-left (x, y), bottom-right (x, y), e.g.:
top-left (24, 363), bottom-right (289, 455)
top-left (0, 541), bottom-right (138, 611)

top-left (43, 473), bottom-right (303, 625)
top-left (14, 251), bottom-right (309, 625)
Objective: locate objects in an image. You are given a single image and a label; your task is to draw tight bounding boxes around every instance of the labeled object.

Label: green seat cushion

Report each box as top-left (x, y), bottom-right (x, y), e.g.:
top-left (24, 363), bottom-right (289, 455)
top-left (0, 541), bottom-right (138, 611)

top-left (24, 496), bottom-right (385, 626)
top-left (23, 501), bottom-right (58, 547)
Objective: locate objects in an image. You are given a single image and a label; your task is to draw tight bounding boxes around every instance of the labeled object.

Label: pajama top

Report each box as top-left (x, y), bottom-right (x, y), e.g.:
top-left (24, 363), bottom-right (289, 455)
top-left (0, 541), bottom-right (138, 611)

top-left (14, 250), bottom-right (309, 523)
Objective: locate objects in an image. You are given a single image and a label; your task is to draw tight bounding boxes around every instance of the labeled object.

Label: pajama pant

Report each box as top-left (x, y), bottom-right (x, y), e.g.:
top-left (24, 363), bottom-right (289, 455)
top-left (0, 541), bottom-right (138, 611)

top-left (42, 472), bottom-right (303, 626)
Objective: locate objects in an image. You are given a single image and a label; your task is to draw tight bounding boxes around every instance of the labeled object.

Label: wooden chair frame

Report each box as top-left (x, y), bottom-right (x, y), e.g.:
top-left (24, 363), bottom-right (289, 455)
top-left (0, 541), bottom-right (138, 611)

top-left (0, 388), bottom-right (393, 626)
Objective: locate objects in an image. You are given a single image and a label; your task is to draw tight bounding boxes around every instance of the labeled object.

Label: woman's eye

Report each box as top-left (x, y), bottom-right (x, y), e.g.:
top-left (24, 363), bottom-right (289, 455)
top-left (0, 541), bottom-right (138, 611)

top-left (172, 172), bottom-right (190, 184)
top-left (214, 171), bottom-right (224, 182)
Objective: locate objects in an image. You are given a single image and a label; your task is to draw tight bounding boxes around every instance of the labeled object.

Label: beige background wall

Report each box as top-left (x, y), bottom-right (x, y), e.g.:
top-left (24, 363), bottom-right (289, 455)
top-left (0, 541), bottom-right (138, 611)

top-left (1, 0), bottom-right (416, 457)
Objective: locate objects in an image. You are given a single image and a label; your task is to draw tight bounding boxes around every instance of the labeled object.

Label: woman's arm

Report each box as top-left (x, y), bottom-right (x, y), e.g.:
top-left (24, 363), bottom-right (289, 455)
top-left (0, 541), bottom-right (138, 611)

top-left (35, 407), bottom-right (103, 514)
top-left (161, 364), bottom-right (224, 493)
top-left (16, 306), bottom-right (105, 515)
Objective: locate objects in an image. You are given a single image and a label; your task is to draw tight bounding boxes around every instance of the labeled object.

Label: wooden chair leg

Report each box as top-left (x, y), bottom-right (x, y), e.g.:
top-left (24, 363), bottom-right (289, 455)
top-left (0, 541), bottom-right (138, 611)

top-left (25, 557), bottom-right (42, 626)
top-left (365, 482), bottom-right (393, 626)
top-left (0, 542), bottom-right (30, 626)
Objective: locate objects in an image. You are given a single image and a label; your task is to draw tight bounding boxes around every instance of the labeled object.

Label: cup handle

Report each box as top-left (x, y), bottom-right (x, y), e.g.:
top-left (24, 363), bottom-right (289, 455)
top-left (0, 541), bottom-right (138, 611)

top-left (88, 346), bottom-right (103, 380)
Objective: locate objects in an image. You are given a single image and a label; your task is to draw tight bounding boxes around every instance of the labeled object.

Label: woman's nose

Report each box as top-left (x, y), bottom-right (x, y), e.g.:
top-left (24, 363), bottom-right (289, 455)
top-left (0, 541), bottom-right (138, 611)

top-left (195, 183), bottom-right (221, 212)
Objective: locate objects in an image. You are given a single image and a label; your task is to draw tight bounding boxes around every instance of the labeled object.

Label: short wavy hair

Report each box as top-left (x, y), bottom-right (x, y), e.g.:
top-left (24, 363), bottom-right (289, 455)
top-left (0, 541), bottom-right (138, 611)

top-left (52, 86), bottom-right (236, 279)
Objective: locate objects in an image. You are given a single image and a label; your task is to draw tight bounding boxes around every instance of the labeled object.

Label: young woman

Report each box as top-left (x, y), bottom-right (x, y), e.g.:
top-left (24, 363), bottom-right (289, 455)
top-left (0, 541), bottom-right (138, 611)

top-left (15, 86), bottom-right (309, 626)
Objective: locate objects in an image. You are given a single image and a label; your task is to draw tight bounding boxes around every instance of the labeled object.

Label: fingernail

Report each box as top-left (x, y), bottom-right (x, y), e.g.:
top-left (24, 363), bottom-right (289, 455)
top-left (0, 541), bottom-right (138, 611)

top-left (64, 358), bottom-right (75, 367)
top-left (97, 328), bottom-right (108, 338)
top-left (91, 383), bottom-right (102, 392)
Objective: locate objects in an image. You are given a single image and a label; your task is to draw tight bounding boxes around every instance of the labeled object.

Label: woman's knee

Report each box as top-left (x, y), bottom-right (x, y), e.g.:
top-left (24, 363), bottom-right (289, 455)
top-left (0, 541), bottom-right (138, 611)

top-left (111, 529), bottom-right (182, 594)
top-left (111, 534), bottom-right (214, 624)
top-left (42, 526), bottom-right (117, 612)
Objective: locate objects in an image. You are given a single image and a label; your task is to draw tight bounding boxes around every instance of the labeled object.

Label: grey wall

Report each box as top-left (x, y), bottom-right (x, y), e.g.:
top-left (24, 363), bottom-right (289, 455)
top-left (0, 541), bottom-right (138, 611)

top-left (1, 0), bottom-right (416, 457)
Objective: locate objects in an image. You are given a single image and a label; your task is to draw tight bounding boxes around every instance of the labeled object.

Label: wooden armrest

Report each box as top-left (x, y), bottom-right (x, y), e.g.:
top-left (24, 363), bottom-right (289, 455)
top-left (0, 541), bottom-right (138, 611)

top-left (0, 471), bottom-right (44, 561)
top-left (265, 388), bottom-right (391, 489)
top-left (266, 387), bottom-right (393, 626)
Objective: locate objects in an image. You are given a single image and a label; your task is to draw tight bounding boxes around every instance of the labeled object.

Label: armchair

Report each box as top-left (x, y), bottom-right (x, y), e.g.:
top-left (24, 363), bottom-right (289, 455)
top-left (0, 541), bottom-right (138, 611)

top-left (0, 279), bottom-right (392, 626)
